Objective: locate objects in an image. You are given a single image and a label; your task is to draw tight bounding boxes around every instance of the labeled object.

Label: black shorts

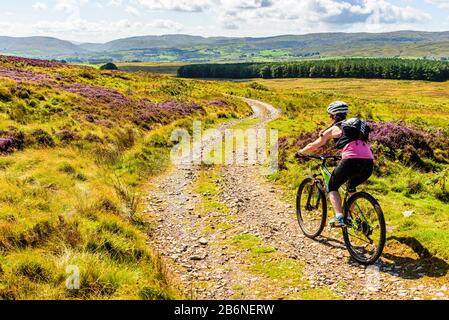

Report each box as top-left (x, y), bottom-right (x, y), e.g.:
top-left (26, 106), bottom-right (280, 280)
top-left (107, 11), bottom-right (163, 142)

top-left (328, 159), bottom-right (374, 193)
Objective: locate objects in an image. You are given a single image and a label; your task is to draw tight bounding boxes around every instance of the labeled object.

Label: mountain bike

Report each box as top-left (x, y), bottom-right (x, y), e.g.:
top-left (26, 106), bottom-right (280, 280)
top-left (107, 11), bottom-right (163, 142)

top-left (296, 155), bottom-right (386, 265)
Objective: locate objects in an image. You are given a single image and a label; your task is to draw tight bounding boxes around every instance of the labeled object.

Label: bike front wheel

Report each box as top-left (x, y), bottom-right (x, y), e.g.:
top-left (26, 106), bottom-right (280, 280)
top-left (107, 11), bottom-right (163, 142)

top-left (343, 192), bottom-right (386, 265)
top-left (296, 177), bottom-right (327, 239)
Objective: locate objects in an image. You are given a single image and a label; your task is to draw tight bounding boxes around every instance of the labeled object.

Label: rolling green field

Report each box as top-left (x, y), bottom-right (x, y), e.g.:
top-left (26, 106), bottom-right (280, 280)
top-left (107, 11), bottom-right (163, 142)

top-left (214, 78), bottom-right (449, 271)
top-left (116, 62), bottom-right (189, 75)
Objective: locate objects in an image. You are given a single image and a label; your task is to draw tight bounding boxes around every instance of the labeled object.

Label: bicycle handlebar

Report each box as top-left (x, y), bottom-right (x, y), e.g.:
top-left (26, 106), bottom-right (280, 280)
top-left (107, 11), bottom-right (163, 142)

top-left (296, 154), bottom-right (341, 162)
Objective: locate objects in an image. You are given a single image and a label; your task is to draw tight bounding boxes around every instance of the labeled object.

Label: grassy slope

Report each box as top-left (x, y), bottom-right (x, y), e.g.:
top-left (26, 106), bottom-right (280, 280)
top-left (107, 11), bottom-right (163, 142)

top-left (60, 42), bottom-right (449, 63)
top-left (0, 57), bottom-right (252, 299)
top-left (329, 42), bottom-right (449, 59)
top-left (207, 78), bottom-right (449, 268)
top-left (116, 62), bottom-right (189, 75)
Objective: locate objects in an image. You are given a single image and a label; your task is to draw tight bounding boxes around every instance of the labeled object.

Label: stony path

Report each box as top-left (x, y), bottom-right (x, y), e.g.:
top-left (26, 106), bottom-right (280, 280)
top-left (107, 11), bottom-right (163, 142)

top-left (146, 98), bottom-right (449, 300)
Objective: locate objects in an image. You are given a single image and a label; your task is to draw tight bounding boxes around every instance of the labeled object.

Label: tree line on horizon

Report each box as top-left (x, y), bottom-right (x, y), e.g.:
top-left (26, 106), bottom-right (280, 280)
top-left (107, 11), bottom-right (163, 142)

top-left (177, 58), bottom-right (449, 82)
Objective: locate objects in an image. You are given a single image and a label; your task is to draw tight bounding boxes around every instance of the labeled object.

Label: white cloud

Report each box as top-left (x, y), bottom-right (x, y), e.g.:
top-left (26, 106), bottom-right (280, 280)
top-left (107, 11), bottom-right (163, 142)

top-left (55, 0), bottom-right (89, 14)
top-left (108, 0), bottom-right (124, 6)
top-left (223, 20), bottom-right (240, 29)
top-left (2, 11), bottom-right (14, 17)
top-left (34, 18), bottom-right (133, 34)
top-left (367, 1), bottom-right (430, 24)
top-left (32, 2), bottom-right (48, 10)
top-left (223, 0), bottom-right (274, 9)
top-left (28, 17), bottom-right (184, 42)
top-left (212, 0), bottom-right (431, 31)
top-left (125, 5), bottom-right (140, 16)
top-left (136, 0), bottom-right (213, 12)
top-left (425, 0), bottom-right (449, 9)
top-left (0, 21), bottom-right (13, 30)
top-left (148, 19), bottom-right (184, 30)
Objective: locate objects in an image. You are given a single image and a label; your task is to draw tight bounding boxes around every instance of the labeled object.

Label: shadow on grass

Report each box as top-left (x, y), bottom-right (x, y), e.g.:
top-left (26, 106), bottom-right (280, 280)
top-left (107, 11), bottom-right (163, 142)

top-left (381, 236), bottom-right (449, 280)
top-left (312, 234), bottom-right (449, 280)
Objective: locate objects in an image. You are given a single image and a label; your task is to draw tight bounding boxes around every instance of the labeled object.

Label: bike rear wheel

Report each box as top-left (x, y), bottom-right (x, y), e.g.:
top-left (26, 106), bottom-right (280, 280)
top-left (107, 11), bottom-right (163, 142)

top-left (296, 177), bottom-right (327, 239)
top-left (343, 192), bottom-right (386, 265)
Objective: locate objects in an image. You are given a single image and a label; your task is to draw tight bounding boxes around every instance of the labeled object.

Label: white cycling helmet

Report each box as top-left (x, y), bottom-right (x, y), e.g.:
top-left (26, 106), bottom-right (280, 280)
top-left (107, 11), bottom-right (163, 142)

top-left (327, 101), bottom-right (349, 115)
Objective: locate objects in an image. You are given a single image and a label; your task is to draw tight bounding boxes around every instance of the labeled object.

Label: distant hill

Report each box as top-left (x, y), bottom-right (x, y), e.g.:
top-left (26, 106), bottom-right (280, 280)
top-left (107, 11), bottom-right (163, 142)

top-left (84, 35), bottom-right (216, 51)
top-left (0, 36), bottom-right (87, 57)
top-left (1, 31), bottom-right (449, 63)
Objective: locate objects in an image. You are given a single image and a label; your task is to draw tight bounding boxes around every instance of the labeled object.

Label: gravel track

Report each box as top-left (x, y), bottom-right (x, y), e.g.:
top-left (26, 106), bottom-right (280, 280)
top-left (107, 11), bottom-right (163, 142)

top-left (146, 98), bottom-right (449, 300)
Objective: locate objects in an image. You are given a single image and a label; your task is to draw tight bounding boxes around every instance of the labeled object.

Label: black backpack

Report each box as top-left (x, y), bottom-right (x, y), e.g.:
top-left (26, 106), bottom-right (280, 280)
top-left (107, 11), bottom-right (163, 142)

top-left (335, 117), bottom-right (371, 150)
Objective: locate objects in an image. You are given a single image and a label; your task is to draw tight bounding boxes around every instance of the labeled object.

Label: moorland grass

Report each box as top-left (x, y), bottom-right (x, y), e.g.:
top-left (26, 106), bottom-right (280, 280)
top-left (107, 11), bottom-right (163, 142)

top-left (0, 56), bottom-right (252, 299)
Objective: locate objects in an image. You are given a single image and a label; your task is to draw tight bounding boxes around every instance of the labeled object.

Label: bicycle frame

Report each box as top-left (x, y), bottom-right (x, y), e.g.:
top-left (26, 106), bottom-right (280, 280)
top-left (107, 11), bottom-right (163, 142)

top-left (313, 157), bottom-right (347, 196)
top-left (319, 164), bottom-right (347, 195)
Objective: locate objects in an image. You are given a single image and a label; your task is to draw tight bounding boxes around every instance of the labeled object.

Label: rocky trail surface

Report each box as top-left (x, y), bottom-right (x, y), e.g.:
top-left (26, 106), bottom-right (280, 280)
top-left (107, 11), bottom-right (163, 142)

top-left (146, 98), bottom-right (449, 300)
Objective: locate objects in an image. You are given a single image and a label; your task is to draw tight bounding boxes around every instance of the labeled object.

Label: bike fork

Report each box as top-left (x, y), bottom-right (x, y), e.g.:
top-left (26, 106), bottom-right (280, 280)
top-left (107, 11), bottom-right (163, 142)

top-left (306, 183), bottom-right (321, 210)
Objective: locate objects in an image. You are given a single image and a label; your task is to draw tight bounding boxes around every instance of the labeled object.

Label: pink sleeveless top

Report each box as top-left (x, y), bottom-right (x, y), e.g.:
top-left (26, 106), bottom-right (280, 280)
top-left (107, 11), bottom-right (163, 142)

top-left (341, 140), bottom-right (374, 160)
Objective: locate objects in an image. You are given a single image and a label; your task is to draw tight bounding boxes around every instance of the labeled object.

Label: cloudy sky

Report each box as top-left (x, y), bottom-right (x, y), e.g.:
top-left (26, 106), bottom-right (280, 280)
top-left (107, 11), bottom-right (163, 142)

top-left (0, 0), bottom-right (448, 43)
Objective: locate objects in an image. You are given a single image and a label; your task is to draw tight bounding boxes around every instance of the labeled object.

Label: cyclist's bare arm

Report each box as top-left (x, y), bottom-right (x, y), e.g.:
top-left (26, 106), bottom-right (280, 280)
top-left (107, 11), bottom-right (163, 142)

top-left (300, 126), bottom-right (342, 155)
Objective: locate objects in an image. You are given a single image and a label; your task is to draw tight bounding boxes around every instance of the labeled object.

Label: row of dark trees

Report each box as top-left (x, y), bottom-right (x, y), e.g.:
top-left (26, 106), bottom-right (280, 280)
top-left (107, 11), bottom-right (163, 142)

top-left (177, 58), bottom-right (449, 81)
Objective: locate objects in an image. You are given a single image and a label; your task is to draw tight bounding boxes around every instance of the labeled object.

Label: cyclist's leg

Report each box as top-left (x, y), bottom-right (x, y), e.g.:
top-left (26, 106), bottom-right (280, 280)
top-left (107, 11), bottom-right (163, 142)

top-left (346, 160), bottom-right (374, 219)
top-left (346, 159), bottom-right (374, 192)
top-left (328, 160), bottom-right (352, 226)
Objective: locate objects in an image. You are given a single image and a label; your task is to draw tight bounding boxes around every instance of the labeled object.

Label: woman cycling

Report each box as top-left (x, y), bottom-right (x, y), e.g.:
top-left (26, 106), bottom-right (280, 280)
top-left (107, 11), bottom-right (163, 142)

top-left (297, 101), bottom-right (374, 228)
